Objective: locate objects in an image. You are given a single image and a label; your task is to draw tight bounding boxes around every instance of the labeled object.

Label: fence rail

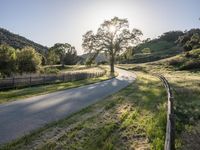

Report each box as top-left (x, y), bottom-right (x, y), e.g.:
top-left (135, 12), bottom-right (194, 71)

top-left (153, 74), bottom-right (175, 150)
top-left (0, 71), bottom-right (105, 90)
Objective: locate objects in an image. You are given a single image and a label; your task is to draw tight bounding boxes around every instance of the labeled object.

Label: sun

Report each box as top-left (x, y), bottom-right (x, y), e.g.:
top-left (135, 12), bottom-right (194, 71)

top-left (109, 25), bottom-right (116, 33)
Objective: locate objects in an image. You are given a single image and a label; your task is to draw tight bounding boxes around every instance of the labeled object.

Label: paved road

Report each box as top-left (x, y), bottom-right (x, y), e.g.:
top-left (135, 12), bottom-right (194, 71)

top-left (0, 68), bottom-right (136, 144)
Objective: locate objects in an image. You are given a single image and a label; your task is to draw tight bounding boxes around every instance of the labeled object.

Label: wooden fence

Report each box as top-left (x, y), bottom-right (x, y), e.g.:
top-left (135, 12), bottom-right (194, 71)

top-left (0, 71), bottom-right (105, 90)
top-left (153, 74), bottom-right (175, 150)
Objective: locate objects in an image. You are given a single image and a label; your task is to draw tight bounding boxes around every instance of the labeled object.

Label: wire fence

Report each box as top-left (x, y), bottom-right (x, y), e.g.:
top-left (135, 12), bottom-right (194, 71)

top-left (0, 71), bottom-right (106, 90)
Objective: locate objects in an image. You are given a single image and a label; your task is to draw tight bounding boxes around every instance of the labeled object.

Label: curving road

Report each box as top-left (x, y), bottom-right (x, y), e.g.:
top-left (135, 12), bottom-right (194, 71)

top-left (0, 68), bottom-right (136, 144)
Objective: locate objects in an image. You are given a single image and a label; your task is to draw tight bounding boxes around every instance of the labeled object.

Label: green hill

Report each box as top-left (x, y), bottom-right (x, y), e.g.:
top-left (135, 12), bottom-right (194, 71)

top-left (121, 31), bottom-right (184, 63)
top-left (151, 48), bottom-right (200, 70)
top-left (0, 28), bottom-right (47, 54)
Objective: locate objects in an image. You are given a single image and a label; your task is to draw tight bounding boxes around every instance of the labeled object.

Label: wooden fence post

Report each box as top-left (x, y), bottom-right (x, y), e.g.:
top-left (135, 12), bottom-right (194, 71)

top-left (30, 76), bottom-right (32, 87)
top-left (63, 74), bottom-right (65, 82)
top-left (43, 76), bottom-right (46, 84)
top-left (12, 77), bottom-right (15, 88)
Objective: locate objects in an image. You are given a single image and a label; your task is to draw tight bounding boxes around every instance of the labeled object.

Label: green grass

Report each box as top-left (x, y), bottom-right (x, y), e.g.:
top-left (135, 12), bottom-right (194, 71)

top-left (0, 65), bottom-right (115, 104)
top-left (118, 63), bottom-right (200, 149)
top-left (0, 72), bottom-right (167, 150)
top-left (122, 40), bottom-right (182, 63)
top-left (0, 74), bottom-right (111, 104)
top-left (145, 48), bottom-right (200, 71)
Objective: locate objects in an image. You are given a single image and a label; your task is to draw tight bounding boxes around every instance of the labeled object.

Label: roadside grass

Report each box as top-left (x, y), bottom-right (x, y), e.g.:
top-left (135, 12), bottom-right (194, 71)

top-left (0, 72), bottom-right (167, 150)
top-left (0, 65), bottom-right (114, 104)
top-left (118, 63), bottom-right (200, 149)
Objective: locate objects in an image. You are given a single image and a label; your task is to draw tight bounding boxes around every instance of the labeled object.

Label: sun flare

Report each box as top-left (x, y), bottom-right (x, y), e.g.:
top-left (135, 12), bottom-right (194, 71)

top-left (109, 25), bottom-right (116, 33)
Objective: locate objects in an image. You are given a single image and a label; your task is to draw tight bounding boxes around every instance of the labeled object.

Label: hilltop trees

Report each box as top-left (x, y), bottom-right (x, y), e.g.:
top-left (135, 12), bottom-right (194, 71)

top-left (177, 29), bottom-right (200, 51)
top-left (82, 17), bottom-right (142, 73)
top-left (0, 28), bottom-right (47, 54)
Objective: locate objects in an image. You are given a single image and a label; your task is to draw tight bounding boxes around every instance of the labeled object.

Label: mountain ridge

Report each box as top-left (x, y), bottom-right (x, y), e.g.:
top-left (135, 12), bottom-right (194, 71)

top-left (0, 27), bottom-right (48, 54)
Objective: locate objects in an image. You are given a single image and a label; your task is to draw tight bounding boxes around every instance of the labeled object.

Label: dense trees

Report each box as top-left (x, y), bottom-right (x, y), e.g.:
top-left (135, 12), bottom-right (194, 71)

top-left (0, 45), bottom-right (42, 77)
top-left (177, 29), bottom-right (200, 51)
top-left (82, 17), bottom-right (142, 73)
top-left (159, 31), bottom-right (183, 42)
top-left (17, 47), bottom-right (42, 73)
top-left (0, 44), bottom-right (16, 76)
top-left (0, 42), bottom-right (79, 77)
top-left (48, 43), bottom-right (78, 66)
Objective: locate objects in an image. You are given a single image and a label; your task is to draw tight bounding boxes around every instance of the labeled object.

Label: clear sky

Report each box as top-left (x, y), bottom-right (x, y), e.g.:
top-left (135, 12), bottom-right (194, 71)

top-left (0, 0), bottom-right (200, 54)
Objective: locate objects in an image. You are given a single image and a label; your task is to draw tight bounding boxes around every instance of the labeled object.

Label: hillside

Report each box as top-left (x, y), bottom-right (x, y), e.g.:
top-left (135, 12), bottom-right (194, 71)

top-left (121, 31), bottom-right (184, 63)
top-left (0, 28), bottom-right (47, 54)
top-left (81, 53), bottom-right (108, 63)
top-left (151, 48), bottom-right (200, 70)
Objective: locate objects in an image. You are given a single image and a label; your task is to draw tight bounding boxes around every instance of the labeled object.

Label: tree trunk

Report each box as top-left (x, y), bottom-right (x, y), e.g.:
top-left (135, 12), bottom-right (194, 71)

top-left (110, 54), bottom-right (115, 73)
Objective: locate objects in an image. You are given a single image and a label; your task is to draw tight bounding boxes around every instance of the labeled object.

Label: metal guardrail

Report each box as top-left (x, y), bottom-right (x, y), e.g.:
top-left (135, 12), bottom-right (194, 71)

top-left (153, 74), bottom-right (175, 150)
top-left (0, 71), bottom-right (105, 90)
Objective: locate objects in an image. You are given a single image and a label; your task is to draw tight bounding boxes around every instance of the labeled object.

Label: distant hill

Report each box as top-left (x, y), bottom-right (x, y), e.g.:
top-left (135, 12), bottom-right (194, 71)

top-left (0, 28), bottom-right (47, 54)
top-left (121, 31), bottom-right (184, 63)
top-left (80, 53), bottom-right (108, 63)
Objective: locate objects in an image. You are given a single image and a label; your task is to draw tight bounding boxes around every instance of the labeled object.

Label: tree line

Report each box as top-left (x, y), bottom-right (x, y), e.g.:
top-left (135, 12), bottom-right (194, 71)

top-left (0, 43), bottom-right (80, 77)
top-left (1, 17), bottom-right (199, 77)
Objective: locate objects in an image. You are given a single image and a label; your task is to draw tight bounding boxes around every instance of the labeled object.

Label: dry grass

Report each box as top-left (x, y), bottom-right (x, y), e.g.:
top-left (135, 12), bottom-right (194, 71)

top-left (0, 66), bottom-right (112, 104)
top-left (117, 63), bottom-right (200, 149)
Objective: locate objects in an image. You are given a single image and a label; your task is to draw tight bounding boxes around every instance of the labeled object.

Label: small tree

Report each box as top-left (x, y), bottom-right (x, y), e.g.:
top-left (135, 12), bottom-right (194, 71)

top-left (47, 50), bottom-right (59, 65)
top-left (141, 47), bottom-right (151, 54)
top-left (17, 46), bottom-right (42, 73)
top-left (64, 46), bottom-right (78, 65)
top-left (0, 44), bottom-right (16, 77)
top-left (82, 17), bottom-right (142, 73)
top-left (49, 43), bottom-right (78, 66)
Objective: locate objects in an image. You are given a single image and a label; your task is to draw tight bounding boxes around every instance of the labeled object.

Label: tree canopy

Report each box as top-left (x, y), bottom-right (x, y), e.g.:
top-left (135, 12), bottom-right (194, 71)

top-left (48, 43), bottom-right (78, 66)
top-left (0, 45), bottom-right (42, 77)
top-left (177, 29), bottom-right (200, 51)
top-left (17, 46), bottom-right (42, 73)
top-left (82, 17), bottom-right (142, 73)
top-left (0, 44), bottom-right (16, 77)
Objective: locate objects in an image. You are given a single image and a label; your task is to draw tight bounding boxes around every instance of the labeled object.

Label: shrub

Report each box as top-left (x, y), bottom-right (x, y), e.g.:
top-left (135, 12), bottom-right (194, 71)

top-left (17, 46), bottom-right (42, 73)
top-left (168, 58), bottom-right (183, 66)
top-left (180, 60), bottom-right (200, 70)
top-left (43, 67), bottom-right (60, 74)
top-left (0, 44), bottom-right (16, 77)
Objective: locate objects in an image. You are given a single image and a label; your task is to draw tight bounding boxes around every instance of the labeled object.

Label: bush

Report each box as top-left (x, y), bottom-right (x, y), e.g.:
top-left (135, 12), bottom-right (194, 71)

top-left (168, 58), bottom-right (183, 66)
top-left (43, 67), bottom-right (60, 74)
top-left (0, 44), bottom-right (16, 77)
top-left (180, 60), bottom-right (200, 70)
top-left (17, 46), bottom-right (42, 73)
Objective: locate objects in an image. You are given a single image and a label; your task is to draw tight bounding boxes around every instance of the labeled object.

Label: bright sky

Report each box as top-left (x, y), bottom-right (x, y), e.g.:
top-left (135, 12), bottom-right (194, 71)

top-left (0, 0), bottom-right (200, 54)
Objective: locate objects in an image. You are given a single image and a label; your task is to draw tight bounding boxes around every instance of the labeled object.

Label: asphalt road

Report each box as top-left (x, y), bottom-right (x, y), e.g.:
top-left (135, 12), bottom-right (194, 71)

top-left (0, 68), bottom-right (136, 144)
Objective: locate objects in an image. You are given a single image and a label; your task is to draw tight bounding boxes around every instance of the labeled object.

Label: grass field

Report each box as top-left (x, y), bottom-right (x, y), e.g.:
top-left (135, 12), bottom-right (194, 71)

top-left (1, 62), bottom-right (199, 149)
top-left (0, 72), bottom-right (167, 150)
top-left (118, 63), bottom-right (200, 149)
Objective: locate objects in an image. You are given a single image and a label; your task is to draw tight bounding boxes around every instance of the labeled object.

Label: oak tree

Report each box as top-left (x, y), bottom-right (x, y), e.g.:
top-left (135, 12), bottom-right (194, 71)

top-left (82, 17), bottom-right (142, 73)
